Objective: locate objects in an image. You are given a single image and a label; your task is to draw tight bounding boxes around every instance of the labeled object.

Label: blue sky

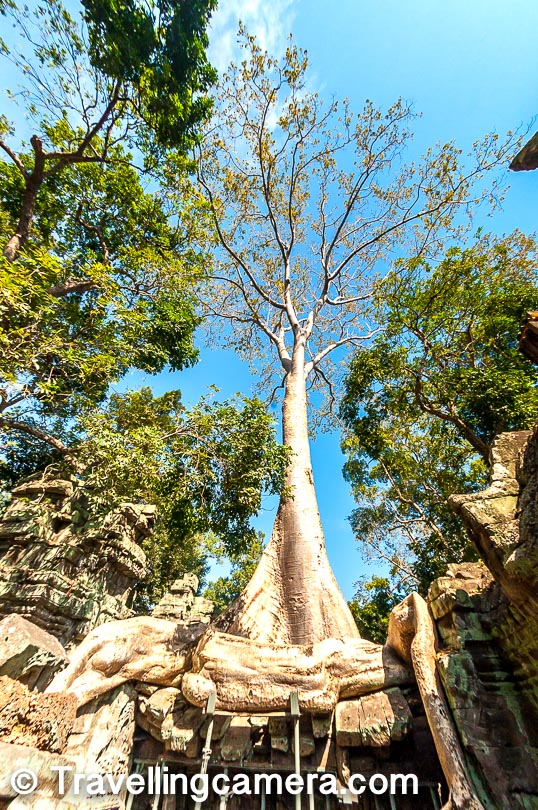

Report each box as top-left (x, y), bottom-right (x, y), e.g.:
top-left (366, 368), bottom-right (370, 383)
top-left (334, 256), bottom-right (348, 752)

top-left (119, 0), bottom-right (538, 600)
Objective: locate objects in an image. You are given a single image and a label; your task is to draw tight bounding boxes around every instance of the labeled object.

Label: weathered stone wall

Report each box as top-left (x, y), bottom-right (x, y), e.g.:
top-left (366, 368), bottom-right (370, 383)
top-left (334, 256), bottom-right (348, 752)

top-left (0, 477), bottom-right (153, 647)
top-left (427, 426), bottom-right (538, 809)
top-left (0, 575), bottom-right (214, 810)
top-left (429, 564), bottom-right (538, 809)
top-left (152, 573), bottom-right (214, 640)
top-left (450, 427), bottom-right (538, 719)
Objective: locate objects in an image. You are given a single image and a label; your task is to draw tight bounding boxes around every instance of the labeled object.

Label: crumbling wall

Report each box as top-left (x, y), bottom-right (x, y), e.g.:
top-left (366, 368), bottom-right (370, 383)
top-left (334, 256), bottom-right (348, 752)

top-left (0, 476), bottom-right (153, 646)
top-left (427, 426), bottom-right (538, 809)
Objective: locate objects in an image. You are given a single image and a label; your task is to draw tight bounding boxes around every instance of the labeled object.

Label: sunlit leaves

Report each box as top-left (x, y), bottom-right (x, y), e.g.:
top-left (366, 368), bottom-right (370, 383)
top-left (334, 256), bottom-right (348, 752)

top-left (340, 232), bottom-right (538, 594)
top-left (0, 148), bottom-right (203, 437)
top-left (82, 0), bottom-right (217, 151)
top-left (75, 388), bottom-right (290, 605)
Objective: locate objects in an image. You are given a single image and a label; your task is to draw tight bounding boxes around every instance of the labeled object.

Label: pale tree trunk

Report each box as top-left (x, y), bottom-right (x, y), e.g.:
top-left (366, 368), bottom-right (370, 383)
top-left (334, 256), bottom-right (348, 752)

top-left (216, 337), bottom-right (360, 645)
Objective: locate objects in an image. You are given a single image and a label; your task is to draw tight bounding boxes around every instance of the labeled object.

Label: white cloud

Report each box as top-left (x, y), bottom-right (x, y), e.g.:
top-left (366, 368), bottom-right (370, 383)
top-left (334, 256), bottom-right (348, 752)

top-left (208, 0), bottom-right (296, 74)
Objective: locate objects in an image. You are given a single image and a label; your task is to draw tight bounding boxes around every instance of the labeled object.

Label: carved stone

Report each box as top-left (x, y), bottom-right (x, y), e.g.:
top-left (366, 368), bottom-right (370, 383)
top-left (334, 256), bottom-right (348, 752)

top-left (430, 428), bottom-right (538, 809)
top-left (4, 424), bottom-right (538, 810)
top-left (335, 689), bottom-right (412, 747)
top-left (0, 476), bottom-right (153, 646)
top-left (220, 716), bottom-right (253, 762)
top-left (62, 684), bottom-right (137, 806)
top-left (152, 573), bottom-right (213, 640)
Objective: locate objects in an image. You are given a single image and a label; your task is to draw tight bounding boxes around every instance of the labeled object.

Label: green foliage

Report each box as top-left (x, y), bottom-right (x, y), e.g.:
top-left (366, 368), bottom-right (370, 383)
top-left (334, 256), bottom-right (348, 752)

top-left (341, 232), bottom-right (538, 594)
top-left (1, 0), bottom-right (216, 155)
top-left (343, 232), bottom-right (538, 457)
top-left (348, 577), bottom-right (404, 644)
top-left (0, 0), bottom-right (213, 450)
top-left (0, 4), bottom-right (289, 615)
top-left (83, 0), bottom-right (217, 150)
top-left (0, 152), bottom-right (202, 435)
top-left (74, 388), bottom-right (290, 607)
top-left (342, 418), bottom-right (485, 593)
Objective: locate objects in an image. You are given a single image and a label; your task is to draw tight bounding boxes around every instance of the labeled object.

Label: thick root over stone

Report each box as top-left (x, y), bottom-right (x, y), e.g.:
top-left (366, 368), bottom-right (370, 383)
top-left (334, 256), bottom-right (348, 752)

top-left (388, 593), bottom-right (485, 810)
top-left (181, 629), bottom-right (412, 712)
top-left (47, 616), bottom-right (191, 706)
top-left (48, 619), bottom-right (412, 714)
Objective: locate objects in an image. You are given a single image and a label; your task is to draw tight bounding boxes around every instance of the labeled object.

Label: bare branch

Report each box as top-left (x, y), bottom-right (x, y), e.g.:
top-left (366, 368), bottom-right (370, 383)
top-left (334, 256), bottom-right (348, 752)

top-left (305, 330), bottom-right (380, 375)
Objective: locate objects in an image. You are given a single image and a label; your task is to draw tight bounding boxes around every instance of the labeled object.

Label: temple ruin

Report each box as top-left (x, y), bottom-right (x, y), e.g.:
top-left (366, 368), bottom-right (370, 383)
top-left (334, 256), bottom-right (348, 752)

top-left (0, 411), bottom-right (536, 809)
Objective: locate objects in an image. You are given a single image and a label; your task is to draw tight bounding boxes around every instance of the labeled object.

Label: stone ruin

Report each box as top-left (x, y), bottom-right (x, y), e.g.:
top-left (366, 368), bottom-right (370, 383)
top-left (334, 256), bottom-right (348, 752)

top-left (0, 476), bottom-right (154, 646)
top-left (0, 426), bottom-right (537, 808)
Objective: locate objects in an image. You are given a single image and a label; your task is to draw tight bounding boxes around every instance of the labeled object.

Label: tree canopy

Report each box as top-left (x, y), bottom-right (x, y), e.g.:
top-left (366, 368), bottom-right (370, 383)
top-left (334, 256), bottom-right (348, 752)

top-left (191, 31), bottom-right (519, 411)
top-left (341, 231), bottom-right (538, 594)
top-left (0, 149), bottom-right (202, 462)
top-left (0, 0), bottom-right (218, 456)
top-left (0, 0), bottom-right (217, 261)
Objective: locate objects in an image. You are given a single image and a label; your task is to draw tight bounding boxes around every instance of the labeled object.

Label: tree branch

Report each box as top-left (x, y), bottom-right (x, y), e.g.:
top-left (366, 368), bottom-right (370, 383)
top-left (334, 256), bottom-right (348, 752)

top-left (48, 280), bottom-right (97, 298)
top-left (412, 369), bottom-right (490, 462)
top-left (0, 139), bottom-right (28, 177)
top-left (0, 416), bottom-right (83, 471)
top-left (305, 331), bottom-right (380, 375)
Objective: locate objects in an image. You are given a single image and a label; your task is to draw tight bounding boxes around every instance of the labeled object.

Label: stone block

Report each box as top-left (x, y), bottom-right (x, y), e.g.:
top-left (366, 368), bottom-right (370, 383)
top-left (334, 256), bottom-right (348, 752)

top-left (0, 478), bottom-right (152, 646)
top-left (0, 741), bottom-right (77, 801)
top-left (270, 735), bottom-right (289, 753)
top-left (161, 703), bottom-right (204, 754)
top-left (269, 715), bottom-right (290, 752)
top-left (64, 684), bottom-right (137, 802)
top-left (152, 574), bottom-right (213, 634)
top-left (311, 713), bottom-right (333, 738)
top-left (199, 713), bottom-right (232, 742)
top-left (220, 717), bottom-right (253, 762)
top-left (0, 614), bottom-right (68, 690)
top-left (335, 689), bottom-right (412, 748)
top-left (291, 733), bottom-right (315, 757)
top-left (139, 687), bottom-right (180, 727)
top-left (268, 717), bottom-right (288, 736)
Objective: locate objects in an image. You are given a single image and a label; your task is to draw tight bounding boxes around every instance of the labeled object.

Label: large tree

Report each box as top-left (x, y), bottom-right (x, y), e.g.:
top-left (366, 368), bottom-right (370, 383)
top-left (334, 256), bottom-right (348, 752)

top-left (340, 231), bottom-right (538, 593)
top-left (0, 0), bottom-right (217, 260)
top-left (189, 32), bottom-right (517, 646)
top-left (0, 0), bottom-right (217, 459)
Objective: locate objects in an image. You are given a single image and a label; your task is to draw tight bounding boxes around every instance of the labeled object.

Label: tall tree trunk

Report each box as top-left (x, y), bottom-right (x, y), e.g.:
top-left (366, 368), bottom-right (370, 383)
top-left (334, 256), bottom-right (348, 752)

top-left (216, 338), bottom-right (360, 645)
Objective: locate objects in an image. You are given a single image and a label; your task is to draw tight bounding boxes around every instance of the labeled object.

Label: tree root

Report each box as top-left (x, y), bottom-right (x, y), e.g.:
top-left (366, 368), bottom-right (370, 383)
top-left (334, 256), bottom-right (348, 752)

top-left (181, 628), bottom-right (412, 712)
top-left (47, 592), bottom-right (485, 810)
top-left (48, 619), bottom-right (412, 713)
top-left (47, 616), bottom-right (192, 706)
top-left (388, 592), bottom-right (485, 810)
